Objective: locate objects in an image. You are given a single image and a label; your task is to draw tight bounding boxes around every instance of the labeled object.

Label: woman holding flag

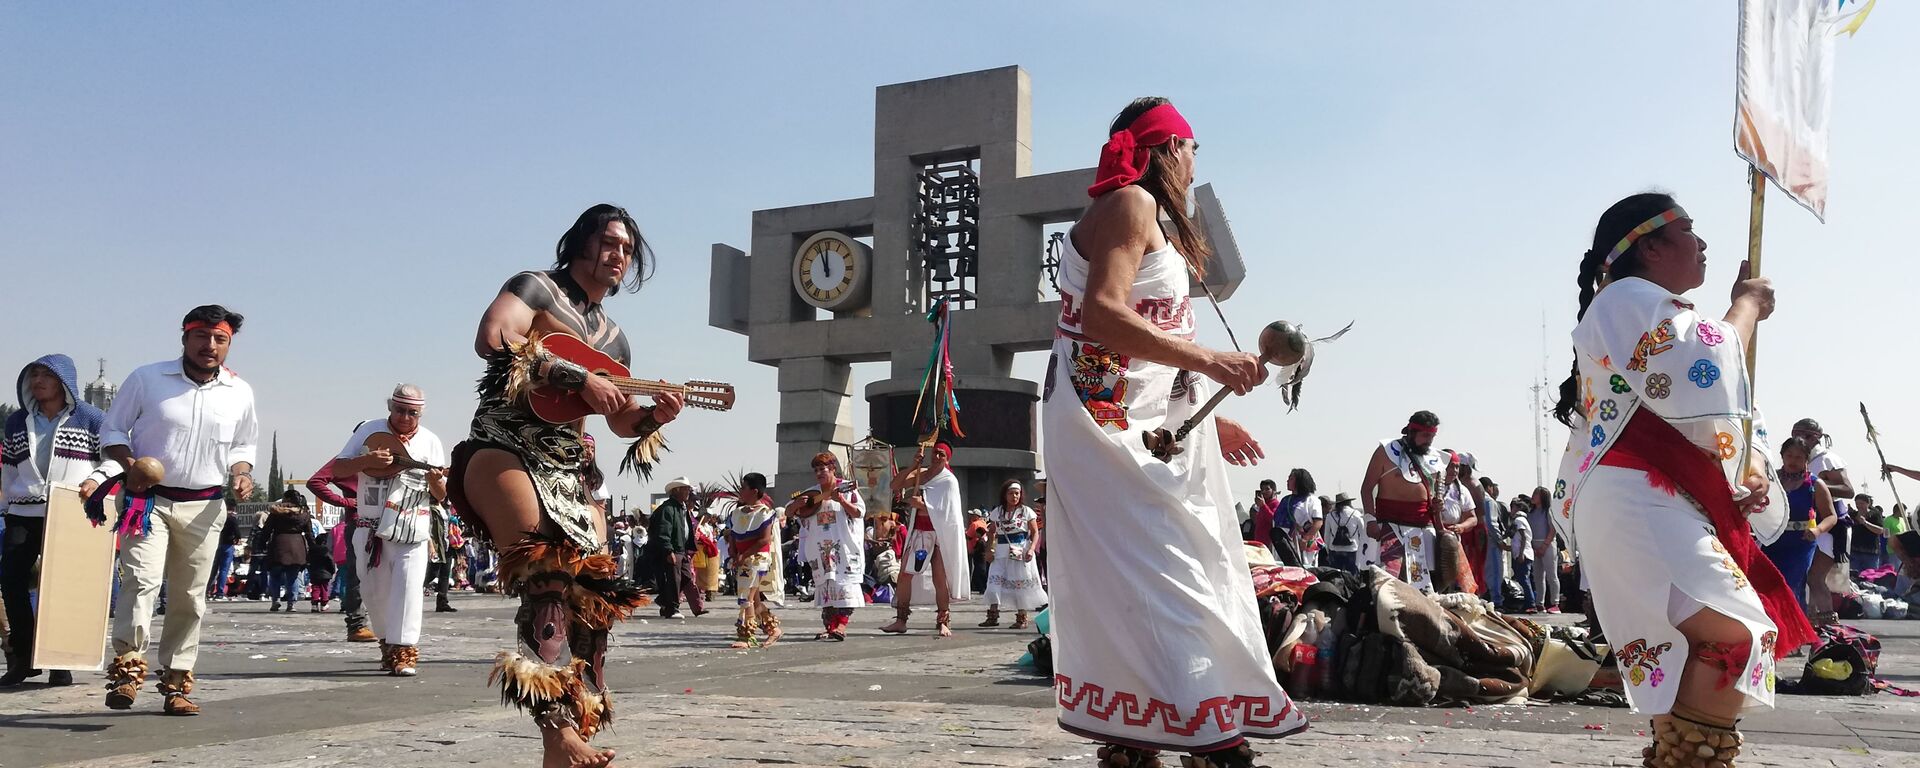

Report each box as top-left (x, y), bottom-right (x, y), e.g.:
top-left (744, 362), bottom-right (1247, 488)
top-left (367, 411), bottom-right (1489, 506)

top-left (1549, 192), bottom-right (1812, 768)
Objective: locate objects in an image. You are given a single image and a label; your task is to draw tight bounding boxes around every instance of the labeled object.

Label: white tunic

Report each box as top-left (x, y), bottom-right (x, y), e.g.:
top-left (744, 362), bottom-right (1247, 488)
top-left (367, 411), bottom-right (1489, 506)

top-left (1552, 277), bottom-right (1784, 714)
top-left (1042, 234), bottom-right (1305, 751)
top-left (803, 485), bottom-right (866, 609)
top-left (904, 468), bottom-right (972, 604)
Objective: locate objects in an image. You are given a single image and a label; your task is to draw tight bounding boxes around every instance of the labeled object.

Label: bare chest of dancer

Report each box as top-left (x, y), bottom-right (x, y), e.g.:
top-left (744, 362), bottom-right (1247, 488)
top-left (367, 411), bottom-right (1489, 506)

top-left (1371, 445), bottom-right (1435, 504)
top-left (507, 270), bottom-right (632, 368)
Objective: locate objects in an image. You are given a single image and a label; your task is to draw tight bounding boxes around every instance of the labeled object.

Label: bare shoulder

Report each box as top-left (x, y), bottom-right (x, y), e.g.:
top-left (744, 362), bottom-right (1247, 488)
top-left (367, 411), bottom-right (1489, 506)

top-left (1080, 187), bottom-right (1159, 236)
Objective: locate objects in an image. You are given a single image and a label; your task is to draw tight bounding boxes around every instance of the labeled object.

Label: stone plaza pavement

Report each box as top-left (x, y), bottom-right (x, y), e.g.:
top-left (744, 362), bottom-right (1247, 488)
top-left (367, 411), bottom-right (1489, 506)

top-left (2, 593), bottom-right (1917, 767)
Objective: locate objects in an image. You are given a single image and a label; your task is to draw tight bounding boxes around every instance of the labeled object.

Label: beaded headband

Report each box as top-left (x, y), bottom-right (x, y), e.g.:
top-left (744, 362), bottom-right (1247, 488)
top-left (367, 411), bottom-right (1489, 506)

top-left (1603, 207), bottom-right (1688, 267)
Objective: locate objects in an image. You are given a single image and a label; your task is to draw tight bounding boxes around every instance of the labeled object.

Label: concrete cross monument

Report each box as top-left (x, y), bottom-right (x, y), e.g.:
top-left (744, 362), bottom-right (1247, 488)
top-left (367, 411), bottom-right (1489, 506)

top-left (710, 66), bottom-right (1247, 507)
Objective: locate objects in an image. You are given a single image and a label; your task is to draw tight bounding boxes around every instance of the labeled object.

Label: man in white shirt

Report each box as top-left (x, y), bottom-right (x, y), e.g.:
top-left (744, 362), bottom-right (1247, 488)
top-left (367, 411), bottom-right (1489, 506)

top-left (85, 305), bottom-right (258, 716)
top-left (328, 384), bottom-right (447, 677)
top-left (881, 442), bottom-right (970, 637)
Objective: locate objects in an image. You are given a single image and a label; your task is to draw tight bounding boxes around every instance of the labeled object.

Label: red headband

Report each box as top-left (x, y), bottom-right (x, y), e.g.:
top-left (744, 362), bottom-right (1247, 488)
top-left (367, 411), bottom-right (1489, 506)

top-left (1405, 422), bottom-right (1437, 435)
top-left (183, 320), bottom-right (235, 336)
top-left (1087, 104), bottom-right (1195, 198)
top-left (934, 442), bottom-right (952, 458)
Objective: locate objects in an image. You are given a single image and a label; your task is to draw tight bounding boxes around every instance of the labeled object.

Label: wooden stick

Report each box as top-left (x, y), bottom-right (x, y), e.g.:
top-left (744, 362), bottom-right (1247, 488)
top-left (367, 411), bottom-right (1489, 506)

top-left (1862, 402), bottom-right (1904, 507)
top-left (1738, 166), bottom-right (1766, 479)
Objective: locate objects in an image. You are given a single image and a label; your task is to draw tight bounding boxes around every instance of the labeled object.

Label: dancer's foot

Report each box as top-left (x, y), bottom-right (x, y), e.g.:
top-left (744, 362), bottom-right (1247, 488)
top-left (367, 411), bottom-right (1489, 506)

top-left (541, 726), bottom-right (616, 768)
top-left (936, 609), bottom-right (952, 638)
top-left (728, 640), bottom-right (751, 649)
top-left (763, 626), bottom-right (783, 647)
top-left (878, 616), bottom-right (909, 634)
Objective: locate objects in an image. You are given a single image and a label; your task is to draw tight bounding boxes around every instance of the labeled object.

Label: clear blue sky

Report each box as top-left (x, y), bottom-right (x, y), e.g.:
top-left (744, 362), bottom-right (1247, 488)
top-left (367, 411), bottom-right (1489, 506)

top-left (4, 3), bottom-right (1913, 511)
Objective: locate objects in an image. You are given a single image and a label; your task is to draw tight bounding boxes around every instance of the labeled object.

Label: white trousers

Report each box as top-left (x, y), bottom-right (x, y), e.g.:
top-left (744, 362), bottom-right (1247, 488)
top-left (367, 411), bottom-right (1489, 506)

top-left (112, 496), bottom-right (225, 671)
top-left (353, 527), bottom-right (427, 646)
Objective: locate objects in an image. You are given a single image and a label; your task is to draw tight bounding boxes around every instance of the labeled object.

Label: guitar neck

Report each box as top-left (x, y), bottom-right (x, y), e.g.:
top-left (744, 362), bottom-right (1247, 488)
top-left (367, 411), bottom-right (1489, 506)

top-left (605, 377), bottom-right (686, 397)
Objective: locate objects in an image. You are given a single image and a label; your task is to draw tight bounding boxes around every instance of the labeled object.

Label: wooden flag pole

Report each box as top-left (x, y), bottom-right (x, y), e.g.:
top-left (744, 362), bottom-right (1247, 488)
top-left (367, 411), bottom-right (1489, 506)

top-left (1739, 166), bottom-right (1766, 475)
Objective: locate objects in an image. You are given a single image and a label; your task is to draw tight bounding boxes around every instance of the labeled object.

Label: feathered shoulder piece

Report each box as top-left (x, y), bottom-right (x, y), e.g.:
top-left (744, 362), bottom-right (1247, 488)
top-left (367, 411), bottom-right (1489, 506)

top-left (476, 332), bottom-right (551, 402)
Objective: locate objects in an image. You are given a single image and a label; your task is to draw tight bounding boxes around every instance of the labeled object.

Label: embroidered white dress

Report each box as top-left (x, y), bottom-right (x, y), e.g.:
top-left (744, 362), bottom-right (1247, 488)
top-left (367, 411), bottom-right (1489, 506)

top-left (804, 486), bottom-right (866, 609)
top-left (1551, 276), bottom-right (1786, 714)
top-left (1042, 234), bottom-right (1305, 751)
top-left (982, 504), bottom-right (1048, 610)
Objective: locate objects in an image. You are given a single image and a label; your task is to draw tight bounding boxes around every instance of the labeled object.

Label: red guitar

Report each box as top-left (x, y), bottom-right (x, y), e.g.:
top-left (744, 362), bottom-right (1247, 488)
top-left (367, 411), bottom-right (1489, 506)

top-left (527, 332), bottom-right (736, 424)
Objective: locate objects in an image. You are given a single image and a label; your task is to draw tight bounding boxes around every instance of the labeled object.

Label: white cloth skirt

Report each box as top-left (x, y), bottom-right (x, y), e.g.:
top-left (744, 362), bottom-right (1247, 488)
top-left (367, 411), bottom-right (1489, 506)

top-left (1041, 347), bottom-right (1305, 752)
top-left (983, 540), bottom-right (1048, 610)
top-left (1575, 466), bottom-right (1779, 714)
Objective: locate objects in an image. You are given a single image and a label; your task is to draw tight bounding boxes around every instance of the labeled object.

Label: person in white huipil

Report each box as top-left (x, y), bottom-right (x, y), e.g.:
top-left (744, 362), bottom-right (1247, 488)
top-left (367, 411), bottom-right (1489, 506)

top-left (1042, 97), bottom-right (1304, 768)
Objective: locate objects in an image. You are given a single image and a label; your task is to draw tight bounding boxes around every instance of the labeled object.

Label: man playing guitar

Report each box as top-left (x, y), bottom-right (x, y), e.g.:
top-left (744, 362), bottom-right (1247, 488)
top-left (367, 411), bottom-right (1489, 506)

top-left (450, 204), bottom-right (683, 768)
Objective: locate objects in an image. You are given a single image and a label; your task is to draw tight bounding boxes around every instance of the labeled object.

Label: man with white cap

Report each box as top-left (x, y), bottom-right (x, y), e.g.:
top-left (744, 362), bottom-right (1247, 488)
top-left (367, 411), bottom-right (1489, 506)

top-left (328, 384), bottom-right (447, 676)
top-left (647, 477), bottom-right (704, 618)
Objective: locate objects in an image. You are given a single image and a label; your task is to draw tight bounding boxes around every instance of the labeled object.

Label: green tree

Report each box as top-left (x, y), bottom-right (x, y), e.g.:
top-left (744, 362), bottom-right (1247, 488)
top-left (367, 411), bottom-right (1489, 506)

top-left (266, 431), bottom-right (285, 501)
top-left (0, 402), bottom-right (16, 423)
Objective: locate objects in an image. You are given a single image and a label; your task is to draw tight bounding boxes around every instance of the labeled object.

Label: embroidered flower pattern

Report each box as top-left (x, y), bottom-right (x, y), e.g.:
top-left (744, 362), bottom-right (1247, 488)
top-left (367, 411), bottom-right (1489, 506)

top-left (1618, 639), bottom-right (1673, 689)
top-left (1716, 432), bottom-right (1737, 461)
top-left (1759, 631), bottom-right (1778, 657)
top-left (1749, 663), bottom-right (1765, 688)
top-left (1589, 426), bottom-right (1605, 447)
top-left (1598, 399), bottom-right (1619, 422)
top-left (1672, 299), bottom-right (1696, 311)
top-left (1627, 319), bottom-right (1677, 372)
top-left (1688, 359), bottom-right (1720, 389)
top-left (1561, 499), bottom-right (1572, 517)
top-left (1697, 323), bottom-right (1724, 347)
top-left (1721, 557), bottom-right (1750, 591)
top-left (1649, 668), bottom-right (1666, 688)
top-left (1579, 451), bottom-right (1596, 473)
top-left (1554, 480), bottom-right (1567, 499)
top-left (1609, 375), bottom-right (1631, 394)
top-left (1645, 373), bottom-right (1673, 400)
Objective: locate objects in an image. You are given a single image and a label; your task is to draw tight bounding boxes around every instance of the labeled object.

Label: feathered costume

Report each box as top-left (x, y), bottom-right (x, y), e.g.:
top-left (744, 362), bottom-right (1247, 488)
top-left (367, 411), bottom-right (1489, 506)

top-left (450, 332), bottom-right (655, 739)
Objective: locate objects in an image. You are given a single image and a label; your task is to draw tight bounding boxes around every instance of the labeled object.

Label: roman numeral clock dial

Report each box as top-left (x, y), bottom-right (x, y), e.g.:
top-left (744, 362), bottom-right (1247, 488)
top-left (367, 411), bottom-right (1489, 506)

top-left (791, 231), bottom-right (872, 312)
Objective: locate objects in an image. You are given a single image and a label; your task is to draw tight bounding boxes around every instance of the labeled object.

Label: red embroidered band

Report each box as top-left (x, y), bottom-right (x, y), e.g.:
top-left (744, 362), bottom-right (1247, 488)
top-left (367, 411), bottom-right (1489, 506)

top-left (183, 320), bottom-right (236, 336)
top-left (1087, 104), bottom-right (1195, 198)
top-left (1404, 422), bottom-right (1437, 434)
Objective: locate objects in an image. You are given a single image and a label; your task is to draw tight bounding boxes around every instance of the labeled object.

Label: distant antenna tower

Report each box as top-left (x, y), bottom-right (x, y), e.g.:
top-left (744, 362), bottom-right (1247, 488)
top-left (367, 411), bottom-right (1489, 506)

top-left (1533, 311), bottom-right (1549, 487)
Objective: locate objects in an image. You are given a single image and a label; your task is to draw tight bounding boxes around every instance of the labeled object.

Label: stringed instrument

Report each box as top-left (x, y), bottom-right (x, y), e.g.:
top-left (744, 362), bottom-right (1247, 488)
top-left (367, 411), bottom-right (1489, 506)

top-left (527, 332), bottom-right (736, 424)
top-left (360, 432), bottom-right (446, 479)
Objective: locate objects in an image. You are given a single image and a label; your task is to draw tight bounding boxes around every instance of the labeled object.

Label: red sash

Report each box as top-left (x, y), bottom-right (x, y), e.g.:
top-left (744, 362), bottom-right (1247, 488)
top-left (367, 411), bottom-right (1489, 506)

top-left (1601, 409), bottom-right (1815, 658)
top-left (1375, 497), bottom-right (1434, 527)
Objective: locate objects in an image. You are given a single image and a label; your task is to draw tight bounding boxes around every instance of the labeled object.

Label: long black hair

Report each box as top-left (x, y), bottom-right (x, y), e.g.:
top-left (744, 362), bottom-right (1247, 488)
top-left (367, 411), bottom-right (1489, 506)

top-left (553, 203), bottom-right (655, 294)
top-left (1553, 192), bottom-right (1677, 427)
top-left (1286, 468), bottom-right (1317, 497)
top-left (1109, 97), bottom-right (1211, 277)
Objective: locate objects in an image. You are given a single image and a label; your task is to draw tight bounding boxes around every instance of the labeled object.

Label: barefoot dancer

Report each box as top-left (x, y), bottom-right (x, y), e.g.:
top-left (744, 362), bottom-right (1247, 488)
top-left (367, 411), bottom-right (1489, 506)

top-left (1042, 98), bottom-right (1306, 768)
top-left (1550, 193), bottom-right (1813, 767)
top-left (450, 204), bottom-right (684, 768)
top-left (879, 444), bottom-right (968, 637)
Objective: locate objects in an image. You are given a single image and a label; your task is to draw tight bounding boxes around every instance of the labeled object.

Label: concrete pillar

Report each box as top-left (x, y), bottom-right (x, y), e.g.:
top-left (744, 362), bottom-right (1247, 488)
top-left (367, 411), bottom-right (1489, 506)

top-left (774, 357), bottom-right (854, 495)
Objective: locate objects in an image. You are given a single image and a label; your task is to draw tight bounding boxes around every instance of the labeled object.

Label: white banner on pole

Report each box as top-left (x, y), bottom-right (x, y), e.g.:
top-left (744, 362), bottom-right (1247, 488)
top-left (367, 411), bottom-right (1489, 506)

top-left (1734, 0), bottom-right (1875, 221)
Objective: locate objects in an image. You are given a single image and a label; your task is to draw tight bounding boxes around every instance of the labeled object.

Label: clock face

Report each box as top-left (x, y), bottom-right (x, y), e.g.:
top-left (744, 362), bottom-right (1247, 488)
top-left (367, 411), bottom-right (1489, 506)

top-left (792, 231), bottom-right (871, 311)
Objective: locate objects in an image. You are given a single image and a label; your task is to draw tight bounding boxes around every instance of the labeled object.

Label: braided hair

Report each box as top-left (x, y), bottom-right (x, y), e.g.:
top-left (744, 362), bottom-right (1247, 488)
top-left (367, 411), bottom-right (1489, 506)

top-left (1552, 192), bottom-right (1677, 427)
